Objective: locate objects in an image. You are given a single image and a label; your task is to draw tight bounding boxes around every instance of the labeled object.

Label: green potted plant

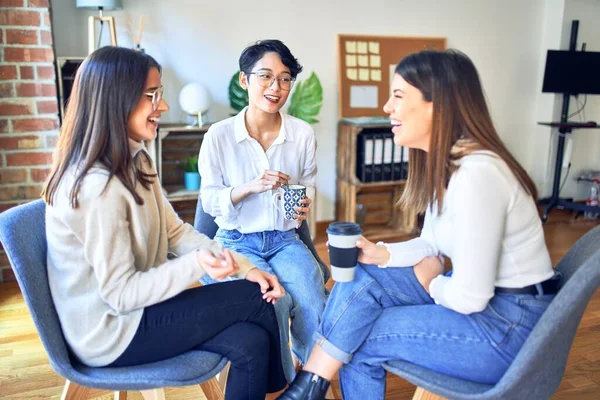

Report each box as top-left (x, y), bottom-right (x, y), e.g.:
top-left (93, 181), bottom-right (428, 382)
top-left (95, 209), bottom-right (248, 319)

top-left (181, 155), bottom-right (200, 191)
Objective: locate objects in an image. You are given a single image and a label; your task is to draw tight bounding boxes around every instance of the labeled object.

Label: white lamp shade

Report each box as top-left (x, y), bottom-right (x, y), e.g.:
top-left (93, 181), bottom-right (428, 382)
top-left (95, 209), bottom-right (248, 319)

top-left (179, 83), bottom-right (212, 116)
top-left (76, 0), bottom-right (122, 9)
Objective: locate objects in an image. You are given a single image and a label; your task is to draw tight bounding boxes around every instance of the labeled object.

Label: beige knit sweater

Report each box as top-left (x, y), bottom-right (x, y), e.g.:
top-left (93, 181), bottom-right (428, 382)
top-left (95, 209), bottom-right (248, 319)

top-left (46, 139), bottom-right (254, 366)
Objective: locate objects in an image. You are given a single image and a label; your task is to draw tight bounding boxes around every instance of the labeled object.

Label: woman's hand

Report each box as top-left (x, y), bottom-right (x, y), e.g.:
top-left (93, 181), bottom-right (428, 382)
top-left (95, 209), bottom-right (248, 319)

top-left (355, 236), bottom-right (391, 266)
top-left (245, 268), bottom-right (285, 304)
top-left (413, 256), bottom-right (445, 293)
top-left (247, 170), bottom-right (291, 195)
top-left (196, 248), bottom-right (239, 280)
top-left (294, 197), bottom-right (312, 228)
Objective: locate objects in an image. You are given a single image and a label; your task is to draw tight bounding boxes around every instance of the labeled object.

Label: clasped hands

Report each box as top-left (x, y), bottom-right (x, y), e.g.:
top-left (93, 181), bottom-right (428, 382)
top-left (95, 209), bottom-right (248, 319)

top-left (355, 236), bottom-right (445, 293)
top-left (248, 170), bottom-right (312, 226)
top-left (196, 248), bottom-right (285, 304)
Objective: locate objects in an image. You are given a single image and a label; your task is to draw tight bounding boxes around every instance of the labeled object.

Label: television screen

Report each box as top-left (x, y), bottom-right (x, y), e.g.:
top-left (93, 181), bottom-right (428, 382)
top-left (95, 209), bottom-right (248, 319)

top-left (542, 50), bottom-right (600, 95)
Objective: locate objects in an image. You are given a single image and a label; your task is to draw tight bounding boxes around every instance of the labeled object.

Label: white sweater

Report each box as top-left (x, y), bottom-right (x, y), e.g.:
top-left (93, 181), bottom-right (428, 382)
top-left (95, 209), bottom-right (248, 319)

top-left (383, 151), bottom-right (554, 314)
top-left (46, 139), bottom-right (254, 366)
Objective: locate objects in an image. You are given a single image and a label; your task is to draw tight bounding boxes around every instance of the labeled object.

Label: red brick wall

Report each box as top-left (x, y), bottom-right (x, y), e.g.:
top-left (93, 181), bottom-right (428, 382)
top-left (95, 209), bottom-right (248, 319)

top-left (0, 0), bottom-right (58, 282)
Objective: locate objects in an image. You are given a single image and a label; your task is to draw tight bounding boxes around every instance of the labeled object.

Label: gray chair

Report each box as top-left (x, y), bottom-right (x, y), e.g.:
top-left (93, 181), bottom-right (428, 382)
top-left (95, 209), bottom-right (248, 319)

top-left (0, 199), bottom-right (228, 400)
top-left (194, 195), bottom-right (330, 284)
top-left (383, 225), bottom-right (600, 400)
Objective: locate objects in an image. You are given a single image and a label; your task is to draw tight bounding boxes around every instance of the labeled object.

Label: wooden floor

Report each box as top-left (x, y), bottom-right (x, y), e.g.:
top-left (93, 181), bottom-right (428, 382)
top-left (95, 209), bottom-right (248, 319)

top-left (0, 209), bottom-right (598, 399)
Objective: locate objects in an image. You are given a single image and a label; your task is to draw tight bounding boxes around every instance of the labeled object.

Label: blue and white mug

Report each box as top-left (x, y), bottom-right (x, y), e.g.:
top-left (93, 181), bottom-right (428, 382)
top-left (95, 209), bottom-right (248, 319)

top-left (272, 184), bottom-right (307, 220)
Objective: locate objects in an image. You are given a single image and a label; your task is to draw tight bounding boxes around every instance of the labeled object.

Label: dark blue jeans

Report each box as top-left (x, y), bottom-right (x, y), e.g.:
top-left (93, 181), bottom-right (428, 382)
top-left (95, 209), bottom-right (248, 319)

top-left (108, 280), bottom-right (287, 400)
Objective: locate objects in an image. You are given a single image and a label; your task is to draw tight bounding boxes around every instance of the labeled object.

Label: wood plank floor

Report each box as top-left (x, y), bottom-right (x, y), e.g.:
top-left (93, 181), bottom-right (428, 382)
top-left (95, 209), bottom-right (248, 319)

top-left (0, 209), bottom-right (598, 399)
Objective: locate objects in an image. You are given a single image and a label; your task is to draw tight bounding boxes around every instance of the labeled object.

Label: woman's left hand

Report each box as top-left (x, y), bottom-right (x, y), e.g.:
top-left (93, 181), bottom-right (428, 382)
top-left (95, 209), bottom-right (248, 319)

top-left (294, 197), bottom-right (312, 228)
top-left (245, 268), bottom-right (285, 304)
top-left (413, 256), bottom-right (445, 294)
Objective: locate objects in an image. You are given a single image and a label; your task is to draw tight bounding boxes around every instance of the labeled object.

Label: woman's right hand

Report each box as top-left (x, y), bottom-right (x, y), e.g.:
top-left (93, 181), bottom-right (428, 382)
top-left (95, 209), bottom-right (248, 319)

top-left (246, 170), bottom-right (291, 195)
top-left (196, 248), bottom-right (239, 280)
top-left (355, 236), bottom-right (391, 266)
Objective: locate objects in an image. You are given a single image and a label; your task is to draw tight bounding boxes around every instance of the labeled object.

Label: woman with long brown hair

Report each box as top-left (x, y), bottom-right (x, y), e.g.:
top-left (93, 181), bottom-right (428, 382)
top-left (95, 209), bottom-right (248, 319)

top-left (278, 49), bottom-right (558, 400)
top-left (42, 46), bottom-right (287, 400)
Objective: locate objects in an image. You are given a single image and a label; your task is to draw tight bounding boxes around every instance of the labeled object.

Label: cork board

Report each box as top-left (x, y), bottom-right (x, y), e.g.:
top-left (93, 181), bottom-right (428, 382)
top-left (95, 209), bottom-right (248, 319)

top-left (338, 34), bottom-right (446, 118)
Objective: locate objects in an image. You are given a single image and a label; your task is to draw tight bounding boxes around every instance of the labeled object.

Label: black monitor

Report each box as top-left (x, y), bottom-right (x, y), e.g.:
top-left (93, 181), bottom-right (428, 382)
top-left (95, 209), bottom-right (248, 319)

top-left (542, 50), bottom-right (600, 95)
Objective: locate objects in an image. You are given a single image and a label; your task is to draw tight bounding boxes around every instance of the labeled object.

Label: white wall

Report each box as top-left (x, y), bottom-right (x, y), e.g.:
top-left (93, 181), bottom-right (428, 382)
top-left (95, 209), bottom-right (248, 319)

top-left (52, 0), bottom-right (600, 220)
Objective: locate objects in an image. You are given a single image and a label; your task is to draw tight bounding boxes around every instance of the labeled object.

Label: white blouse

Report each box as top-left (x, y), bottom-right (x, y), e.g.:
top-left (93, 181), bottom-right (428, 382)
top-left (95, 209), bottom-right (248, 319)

top-left (382, 151), bottom-right (554, 314)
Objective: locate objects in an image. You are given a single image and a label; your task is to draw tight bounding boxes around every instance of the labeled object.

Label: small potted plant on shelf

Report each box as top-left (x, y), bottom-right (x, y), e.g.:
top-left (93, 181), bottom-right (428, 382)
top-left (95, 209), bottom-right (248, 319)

top-left (181, 155), bottom-right (200, 191)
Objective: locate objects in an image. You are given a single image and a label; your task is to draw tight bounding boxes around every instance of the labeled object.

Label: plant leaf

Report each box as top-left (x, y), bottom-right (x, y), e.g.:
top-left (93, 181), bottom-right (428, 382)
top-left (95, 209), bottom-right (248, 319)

top-left (288, 72), bottom-right (323, 124)
top-left (228, 72), bottom-right (248, 112)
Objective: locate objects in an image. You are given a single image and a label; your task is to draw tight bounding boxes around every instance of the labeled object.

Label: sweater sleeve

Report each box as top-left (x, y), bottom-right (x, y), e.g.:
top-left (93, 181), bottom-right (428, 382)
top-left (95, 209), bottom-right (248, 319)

top-left (198, 128), bottom-right (242, 223)
top-left (80, 182), bottom-right (206, 314)
top-left (429, 161), bottom-right (510, 314)
top-left (381, 206), bottom-right (439, 267)
top-left (163, 194), bottom-right (254, 279)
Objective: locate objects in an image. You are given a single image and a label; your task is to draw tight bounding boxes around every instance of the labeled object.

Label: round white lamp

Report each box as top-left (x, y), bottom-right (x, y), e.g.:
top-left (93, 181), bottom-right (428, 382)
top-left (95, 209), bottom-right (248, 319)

top-left (179, 83), bottom-right (212, 127)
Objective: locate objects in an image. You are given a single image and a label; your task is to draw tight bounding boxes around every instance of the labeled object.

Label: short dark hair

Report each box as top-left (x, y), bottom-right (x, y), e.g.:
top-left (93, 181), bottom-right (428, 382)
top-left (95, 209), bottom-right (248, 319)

top-left (239, 39), bottom-right (303, 78)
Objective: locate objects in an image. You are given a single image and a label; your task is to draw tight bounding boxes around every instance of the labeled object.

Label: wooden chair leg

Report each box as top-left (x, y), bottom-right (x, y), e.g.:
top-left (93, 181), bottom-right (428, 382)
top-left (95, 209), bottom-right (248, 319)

top-left (114, 391), bottom-right (128, 400)
top-left (412, 386), bottom-right (446, 400)
top-left (140, 388), bottom-right (166, 400)
top-left (217, 362), bottom-right (230, 393)
top-left (199, 377), bottom-right (225, 400)
top-left (325, 386), bottom-right (335, 399)
top-left (61, 380), bottom-right (92, 400)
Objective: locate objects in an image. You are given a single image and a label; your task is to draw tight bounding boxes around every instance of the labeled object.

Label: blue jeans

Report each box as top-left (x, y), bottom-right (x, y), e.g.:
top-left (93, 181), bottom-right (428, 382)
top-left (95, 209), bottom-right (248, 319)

top-left (201, 229), bottom-right (327, 383)
top-left (313, 263), bottom-right (555, 400)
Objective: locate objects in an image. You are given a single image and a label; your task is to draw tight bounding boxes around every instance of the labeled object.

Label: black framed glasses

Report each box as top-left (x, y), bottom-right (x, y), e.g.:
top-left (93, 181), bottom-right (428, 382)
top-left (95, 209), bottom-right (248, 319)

top-left (144, 85), bottom-right (164, 111)
top-left (247, 72), bottom-right (295, 91)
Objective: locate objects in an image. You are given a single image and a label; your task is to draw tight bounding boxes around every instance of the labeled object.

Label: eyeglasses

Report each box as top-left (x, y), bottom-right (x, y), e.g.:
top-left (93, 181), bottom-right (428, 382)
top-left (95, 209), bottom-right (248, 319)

top-left (247, 72), bottom-right (295, 91)
top-left (144, 85), bottom-right (164, 111)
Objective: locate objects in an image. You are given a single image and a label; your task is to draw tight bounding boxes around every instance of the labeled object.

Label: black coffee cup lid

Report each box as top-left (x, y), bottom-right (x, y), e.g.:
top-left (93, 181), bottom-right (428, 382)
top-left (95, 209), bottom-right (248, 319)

top-left (327, 221), bottom-right (362, 235)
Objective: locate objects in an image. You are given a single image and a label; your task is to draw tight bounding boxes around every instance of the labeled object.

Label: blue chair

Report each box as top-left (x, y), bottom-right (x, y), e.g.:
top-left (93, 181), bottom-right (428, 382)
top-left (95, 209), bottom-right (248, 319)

top-left (383, 224), bottom-right (600, 400)
top-left (194, 194), bottom-right (331, 284)
top-left (0, 200), bottom-right (228, 400)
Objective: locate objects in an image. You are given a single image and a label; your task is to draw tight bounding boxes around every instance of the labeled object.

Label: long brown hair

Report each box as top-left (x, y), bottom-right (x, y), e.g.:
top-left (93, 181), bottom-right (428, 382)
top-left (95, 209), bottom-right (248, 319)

top-left (42, 47), bottom-right (160, 207)
top-left (396, 49), bottom-right (537, 213)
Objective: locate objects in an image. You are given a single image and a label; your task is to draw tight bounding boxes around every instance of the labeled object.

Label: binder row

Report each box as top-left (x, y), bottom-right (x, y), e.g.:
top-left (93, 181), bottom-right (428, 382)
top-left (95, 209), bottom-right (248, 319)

top-left (356, 129), bottom-right (409, 183)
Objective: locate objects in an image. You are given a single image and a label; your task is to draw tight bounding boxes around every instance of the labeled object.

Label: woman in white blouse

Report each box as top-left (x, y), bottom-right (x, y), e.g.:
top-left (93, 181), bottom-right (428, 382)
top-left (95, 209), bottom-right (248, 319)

top-left (198, 40), bottom-right (327, 383)
top-left (278, 49), bottom-right (559, 400)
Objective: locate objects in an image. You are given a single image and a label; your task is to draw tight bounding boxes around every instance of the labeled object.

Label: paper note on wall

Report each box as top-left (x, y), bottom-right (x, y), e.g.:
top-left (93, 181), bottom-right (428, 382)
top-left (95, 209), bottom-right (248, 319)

top-left (346, 68), bottom-right (358, 81)
top-left (369, 42), bottom-right (380, 54)
top-left (345, 41), bottom-right (356, 53)
top-left (358, 68), bottom-right (369, 81)
top-left (370, 70), bottom-right (381, 81)
top-left (357, 41), bottom-right (368, 54)
top-left (358, 55), bottom-right (369, 67)
top-left (370, 55), bottom-right (381, 68)
top-left (350, 85), bottom-right (378, 108)
top-left (346, 55), bottom-right (357, 67)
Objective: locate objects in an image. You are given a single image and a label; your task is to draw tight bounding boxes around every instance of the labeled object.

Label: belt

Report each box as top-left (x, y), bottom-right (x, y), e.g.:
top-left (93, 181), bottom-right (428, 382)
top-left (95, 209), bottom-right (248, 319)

top-left (495, 275), bottom-right (561, 296)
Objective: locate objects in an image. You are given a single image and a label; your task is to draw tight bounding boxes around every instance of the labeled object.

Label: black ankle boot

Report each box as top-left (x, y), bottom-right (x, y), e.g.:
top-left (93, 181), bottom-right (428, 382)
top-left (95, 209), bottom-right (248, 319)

top-left (277, 370), bottom-right (330, 400)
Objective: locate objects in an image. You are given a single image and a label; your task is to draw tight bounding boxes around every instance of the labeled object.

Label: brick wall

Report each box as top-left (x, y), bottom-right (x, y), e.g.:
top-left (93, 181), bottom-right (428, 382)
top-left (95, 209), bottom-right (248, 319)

top-left (0, 0), bottom-right (58, 282)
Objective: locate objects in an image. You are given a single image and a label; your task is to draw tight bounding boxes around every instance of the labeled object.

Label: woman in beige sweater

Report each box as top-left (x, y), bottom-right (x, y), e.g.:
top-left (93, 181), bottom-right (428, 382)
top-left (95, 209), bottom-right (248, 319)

top-left (42, 47), bottom-right (287, 400)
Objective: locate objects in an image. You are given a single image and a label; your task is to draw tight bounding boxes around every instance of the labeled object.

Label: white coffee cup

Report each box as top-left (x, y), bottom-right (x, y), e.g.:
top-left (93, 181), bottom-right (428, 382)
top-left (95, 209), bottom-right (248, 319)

top-left (326, 222), bottom-right (363, 282)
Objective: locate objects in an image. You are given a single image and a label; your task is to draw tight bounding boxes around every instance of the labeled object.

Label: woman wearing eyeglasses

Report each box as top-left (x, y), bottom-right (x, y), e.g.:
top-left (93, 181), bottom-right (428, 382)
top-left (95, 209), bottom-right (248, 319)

top-left (198, 40), bottom-right (328, 383)
top-left (42, 47), bottom-right (287, 400)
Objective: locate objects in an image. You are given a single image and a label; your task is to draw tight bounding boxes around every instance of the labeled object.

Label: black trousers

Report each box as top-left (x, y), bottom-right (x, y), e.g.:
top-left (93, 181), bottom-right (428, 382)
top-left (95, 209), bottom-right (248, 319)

top-left (108, 280), bottom-right (287, 400)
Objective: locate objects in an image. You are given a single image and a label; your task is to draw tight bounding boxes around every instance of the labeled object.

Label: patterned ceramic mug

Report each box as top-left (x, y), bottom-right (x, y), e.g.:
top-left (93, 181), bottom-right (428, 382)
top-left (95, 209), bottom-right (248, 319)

top-left (272, 184), bottom-right (307, 220)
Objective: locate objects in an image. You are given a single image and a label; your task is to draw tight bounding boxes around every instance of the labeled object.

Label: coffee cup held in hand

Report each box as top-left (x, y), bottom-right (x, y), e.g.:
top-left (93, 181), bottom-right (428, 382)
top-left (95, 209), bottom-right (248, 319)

top-left (326, 221), bottom-right (362, 282)
top-left (272, 184), bottom-right (307, 220)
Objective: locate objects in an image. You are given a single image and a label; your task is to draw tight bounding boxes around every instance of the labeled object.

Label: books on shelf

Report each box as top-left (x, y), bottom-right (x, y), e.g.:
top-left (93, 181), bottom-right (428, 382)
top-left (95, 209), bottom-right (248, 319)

top-left (356, 129), bottom-right (408, 183)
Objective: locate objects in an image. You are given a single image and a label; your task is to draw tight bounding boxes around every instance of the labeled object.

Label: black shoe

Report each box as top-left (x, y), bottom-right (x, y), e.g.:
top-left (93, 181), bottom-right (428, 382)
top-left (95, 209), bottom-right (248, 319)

top-left (277, 370), bottom-right (330, 400)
